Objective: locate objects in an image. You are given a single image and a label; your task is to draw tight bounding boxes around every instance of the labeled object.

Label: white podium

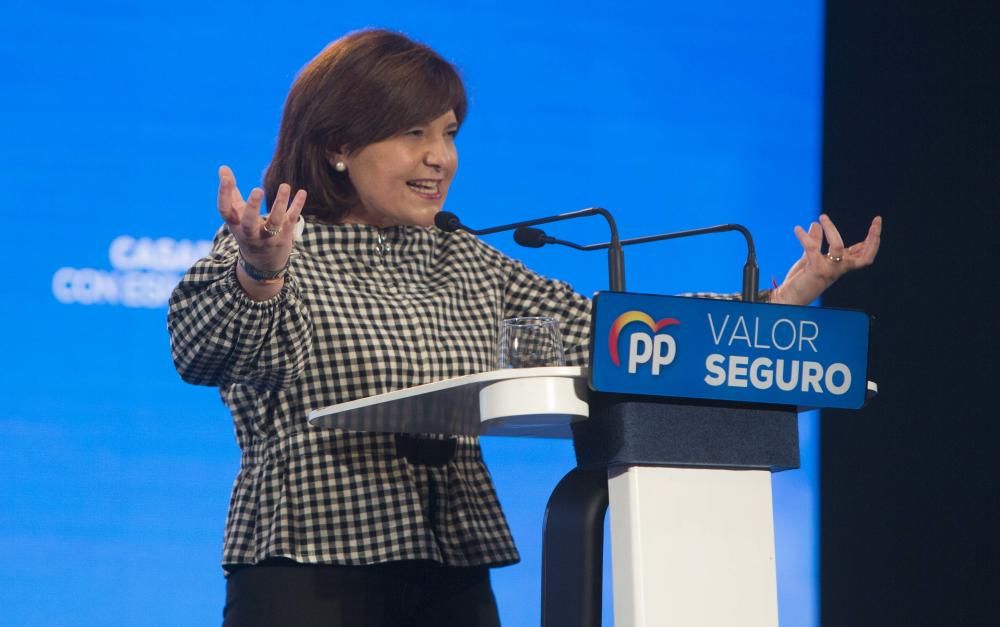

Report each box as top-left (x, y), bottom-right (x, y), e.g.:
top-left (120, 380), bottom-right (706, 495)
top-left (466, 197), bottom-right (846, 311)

top-left (310, 367), bottom-right (801, 627)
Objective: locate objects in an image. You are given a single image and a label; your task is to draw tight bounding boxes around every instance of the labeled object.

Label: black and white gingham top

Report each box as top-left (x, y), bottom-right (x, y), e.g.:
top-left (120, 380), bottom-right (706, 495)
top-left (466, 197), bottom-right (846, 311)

top-left (167, 220), bottom-right (592, 569)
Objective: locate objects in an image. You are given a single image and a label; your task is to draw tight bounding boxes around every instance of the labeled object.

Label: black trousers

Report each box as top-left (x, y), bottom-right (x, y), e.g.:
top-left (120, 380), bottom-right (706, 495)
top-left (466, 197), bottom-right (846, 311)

top-left (222, 559), bottom-right (502, 627)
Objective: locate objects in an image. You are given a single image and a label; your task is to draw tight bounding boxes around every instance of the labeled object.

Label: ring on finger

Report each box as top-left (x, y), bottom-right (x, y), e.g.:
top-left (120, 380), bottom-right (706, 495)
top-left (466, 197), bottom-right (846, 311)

top-left (263, 223), bottom-right (282, 237)
top-left (826, 252), bottom-right (843, 263)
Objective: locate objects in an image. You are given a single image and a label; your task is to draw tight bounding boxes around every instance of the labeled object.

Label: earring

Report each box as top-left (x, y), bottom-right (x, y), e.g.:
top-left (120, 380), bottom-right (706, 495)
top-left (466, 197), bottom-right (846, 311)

top-left (335, 161), bottom-right (347, 172)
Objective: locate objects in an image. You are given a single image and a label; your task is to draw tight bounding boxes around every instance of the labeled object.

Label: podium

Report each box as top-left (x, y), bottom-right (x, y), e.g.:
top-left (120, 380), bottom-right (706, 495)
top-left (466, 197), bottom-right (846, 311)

top-left (310, 367), bottom-right (811, 626)
top-left (309, 292), bottom-right (872, 626)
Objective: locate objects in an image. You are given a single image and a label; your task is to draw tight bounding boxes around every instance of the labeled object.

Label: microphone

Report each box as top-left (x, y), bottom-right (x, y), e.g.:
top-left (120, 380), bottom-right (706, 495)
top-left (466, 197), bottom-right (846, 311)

top-left (514, 227), bottom-right (590, 251)
top-left (514, 223), bottom-right (761, 302)
top-left (512, 226), bottom-right (546, 248)
top-left (434, 211), bottom-right (463, 233)
top-left (435, 209), bottom-right (626, 291)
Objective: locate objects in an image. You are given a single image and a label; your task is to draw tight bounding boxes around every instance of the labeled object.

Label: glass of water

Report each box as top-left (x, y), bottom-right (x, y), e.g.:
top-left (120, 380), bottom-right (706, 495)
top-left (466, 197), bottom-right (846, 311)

top-left (497, 317), bottom-right (566, 369)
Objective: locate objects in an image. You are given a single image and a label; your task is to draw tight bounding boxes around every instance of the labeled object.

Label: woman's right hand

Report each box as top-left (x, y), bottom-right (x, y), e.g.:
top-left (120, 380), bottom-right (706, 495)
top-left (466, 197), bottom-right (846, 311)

top-left (217, 165), bottom-right (307, 299)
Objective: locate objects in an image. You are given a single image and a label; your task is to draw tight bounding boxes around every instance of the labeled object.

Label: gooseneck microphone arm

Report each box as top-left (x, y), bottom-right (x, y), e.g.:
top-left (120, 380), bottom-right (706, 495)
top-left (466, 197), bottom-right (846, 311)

top-left (436, 209), bottom-right (626, 292)
top-left (516, 222), bottom-right (760, 302)
top-left (600, 224), bottom-right (757, 302)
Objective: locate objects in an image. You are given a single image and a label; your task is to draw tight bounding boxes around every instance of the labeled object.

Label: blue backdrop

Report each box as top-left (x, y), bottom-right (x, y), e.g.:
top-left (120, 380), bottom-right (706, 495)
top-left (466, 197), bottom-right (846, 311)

top-left (0, 2), bottom-right (823, 625)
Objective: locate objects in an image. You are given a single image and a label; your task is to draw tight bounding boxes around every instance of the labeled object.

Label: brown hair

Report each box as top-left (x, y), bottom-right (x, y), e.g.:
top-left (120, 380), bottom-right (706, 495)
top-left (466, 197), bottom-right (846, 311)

top-left (263, 29), bottom-right (467, 223)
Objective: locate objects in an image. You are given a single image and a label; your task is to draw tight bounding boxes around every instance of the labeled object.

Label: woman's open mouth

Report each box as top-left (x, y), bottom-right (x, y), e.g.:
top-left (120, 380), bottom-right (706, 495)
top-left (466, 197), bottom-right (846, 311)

top-left (406, 179), bottom-right (442, 199)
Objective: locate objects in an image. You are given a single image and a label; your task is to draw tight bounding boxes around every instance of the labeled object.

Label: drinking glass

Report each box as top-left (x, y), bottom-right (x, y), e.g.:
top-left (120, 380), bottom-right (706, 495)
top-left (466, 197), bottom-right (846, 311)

top-left (497, 317), bottom-right (566, 369)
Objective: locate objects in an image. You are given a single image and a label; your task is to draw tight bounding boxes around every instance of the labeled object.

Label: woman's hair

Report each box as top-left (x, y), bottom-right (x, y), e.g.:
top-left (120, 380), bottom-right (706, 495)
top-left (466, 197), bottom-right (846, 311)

top-left (263, 29), bottom-right (467, 222)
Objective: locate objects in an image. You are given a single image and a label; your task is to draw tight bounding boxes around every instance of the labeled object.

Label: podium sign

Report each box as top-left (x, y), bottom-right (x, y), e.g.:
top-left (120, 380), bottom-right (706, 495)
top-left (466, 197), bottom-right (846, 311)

top-left (589, 291), bottom-right (870, 409)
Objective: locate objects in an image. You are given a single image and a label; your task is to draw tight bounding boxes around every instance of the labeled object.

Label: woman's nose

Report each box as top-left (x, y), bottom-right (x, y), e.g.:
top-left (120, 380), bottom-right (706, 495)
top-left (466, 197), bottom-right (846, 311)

top-left (423, 138), bottom-right (456, 170)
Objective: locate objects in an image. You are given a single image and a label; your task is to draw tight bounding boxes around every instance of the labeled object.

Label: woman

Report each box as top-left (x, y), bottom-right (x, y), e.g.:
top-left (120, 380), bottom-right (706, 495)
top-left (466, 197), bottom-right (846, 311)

top-left (168, 29), bottom-right (880, 627)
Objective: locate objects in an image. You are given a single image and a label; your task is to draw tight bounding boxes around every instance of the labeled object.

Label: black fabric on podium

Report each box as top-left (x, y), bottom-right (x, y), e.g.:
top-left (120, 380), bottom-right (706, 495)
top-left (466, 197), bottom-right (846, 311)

top-left (572, 394), bottom-right (801, 471)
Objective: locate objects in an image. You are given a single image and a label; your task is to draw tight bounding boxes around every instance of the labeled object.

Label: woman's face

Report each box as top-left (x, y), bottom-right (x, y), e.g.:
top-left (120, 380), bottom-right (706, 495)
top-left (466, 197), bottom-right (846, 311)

top-left (339, 110), bottom-right (459, 227)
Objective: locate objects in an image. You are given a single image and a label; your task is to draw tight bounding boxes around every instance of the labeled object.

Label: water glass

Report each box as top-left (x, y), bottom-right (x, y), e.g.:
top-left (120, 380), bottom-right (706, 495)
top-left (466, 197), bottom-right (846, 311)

top-left (497, 317), bottom-right (566, 369)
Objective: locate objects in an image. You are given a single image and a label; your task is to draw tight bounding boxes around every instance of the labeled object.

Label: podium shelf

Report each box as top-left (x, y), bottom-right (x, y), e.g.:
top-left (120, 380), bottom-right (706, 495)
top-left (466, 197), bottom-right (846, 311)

top-left (307, 367), bottom-right (588, 438)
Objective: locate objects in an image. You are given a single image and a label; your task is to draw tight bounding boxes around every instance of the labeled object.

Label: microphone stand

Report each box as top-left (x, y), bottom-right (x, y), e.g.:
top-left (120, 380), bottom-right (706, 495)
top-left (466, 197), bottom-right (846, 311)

top-left (438, 209), bottom-right (626, 292)
top-left (518, 223), bottom-right (759, 302)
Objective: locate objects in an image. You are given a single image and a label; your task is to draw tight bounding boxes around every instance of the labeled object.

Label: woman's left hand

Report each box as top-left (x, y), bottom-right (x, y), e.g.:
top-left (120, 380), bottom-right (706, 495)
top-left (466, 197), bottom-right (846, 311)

top-left (770, 214), bottom-right (882, 306)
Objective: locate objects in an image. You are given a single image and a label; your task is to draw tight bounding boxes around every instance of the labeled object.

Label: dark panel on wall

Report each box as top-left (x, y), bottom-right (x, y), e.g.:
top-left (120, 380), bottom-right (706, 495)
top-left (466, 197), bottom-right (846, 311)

top-left (821, 2), bottom-right (998, 625)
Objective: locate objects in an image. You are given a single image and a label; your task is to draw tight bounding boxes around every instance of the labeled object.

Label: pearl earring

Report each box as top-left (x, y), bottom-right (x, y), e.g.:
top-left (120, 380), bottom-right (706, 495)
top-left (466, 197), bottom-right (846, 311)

top-left (335, 161), bottom-right (347, 172)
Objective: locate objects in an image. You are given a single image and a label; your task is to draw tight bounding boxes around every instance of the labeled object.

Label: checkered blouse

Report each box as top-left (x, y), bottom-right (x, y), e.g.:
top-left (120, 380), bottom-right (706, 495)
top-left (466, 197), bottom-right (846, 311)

top-left (167, 220), bottom-right (592, 569)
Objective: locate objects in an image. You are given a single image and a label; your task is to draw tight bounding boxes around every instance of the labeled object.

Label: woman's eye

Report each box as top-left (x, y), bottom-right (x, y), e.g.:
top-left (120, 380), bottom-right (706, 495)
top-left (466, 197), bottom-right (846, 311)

top-left (406, 129), bottom-right (423, 137)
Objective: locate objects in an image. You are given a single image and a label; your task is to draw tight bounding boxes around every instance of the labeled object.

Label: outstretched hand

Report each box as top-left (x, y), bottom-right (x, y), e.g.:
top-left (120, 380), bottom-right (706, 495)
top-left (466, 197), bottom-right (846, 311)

top-left (771, 214), bottom-right (882, 306)
top-left (217, 165), bottom-right (307, 272)
top-left (218, 165), bottom-right (307, 299)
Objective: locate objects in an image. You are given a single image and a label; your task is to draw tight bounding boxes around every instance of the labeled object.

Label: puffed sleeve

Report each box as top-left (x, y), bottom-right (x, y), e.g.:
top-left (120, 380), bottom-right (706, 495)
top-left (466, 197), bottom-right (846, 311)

top-left (501, 257), bottom-right (593, 367)
top-left (166, 225), bottom-right (313, 390)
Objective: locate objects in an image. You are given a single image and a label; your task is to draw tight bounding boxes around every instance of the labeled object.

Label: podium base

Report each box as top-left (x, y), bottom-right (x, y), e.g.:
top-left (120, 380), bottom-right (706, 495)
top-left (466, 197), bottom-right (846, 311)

top-left (609, 465), bottom-right (779, 627)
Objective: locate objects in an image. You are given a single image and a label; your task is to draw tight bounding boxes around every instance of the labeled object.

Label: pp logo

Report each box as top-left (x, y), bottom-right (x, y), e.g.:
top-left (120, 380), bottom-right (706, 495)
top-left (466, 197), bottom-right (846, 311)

top-left (608, 311), bottom-right (680, 375)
